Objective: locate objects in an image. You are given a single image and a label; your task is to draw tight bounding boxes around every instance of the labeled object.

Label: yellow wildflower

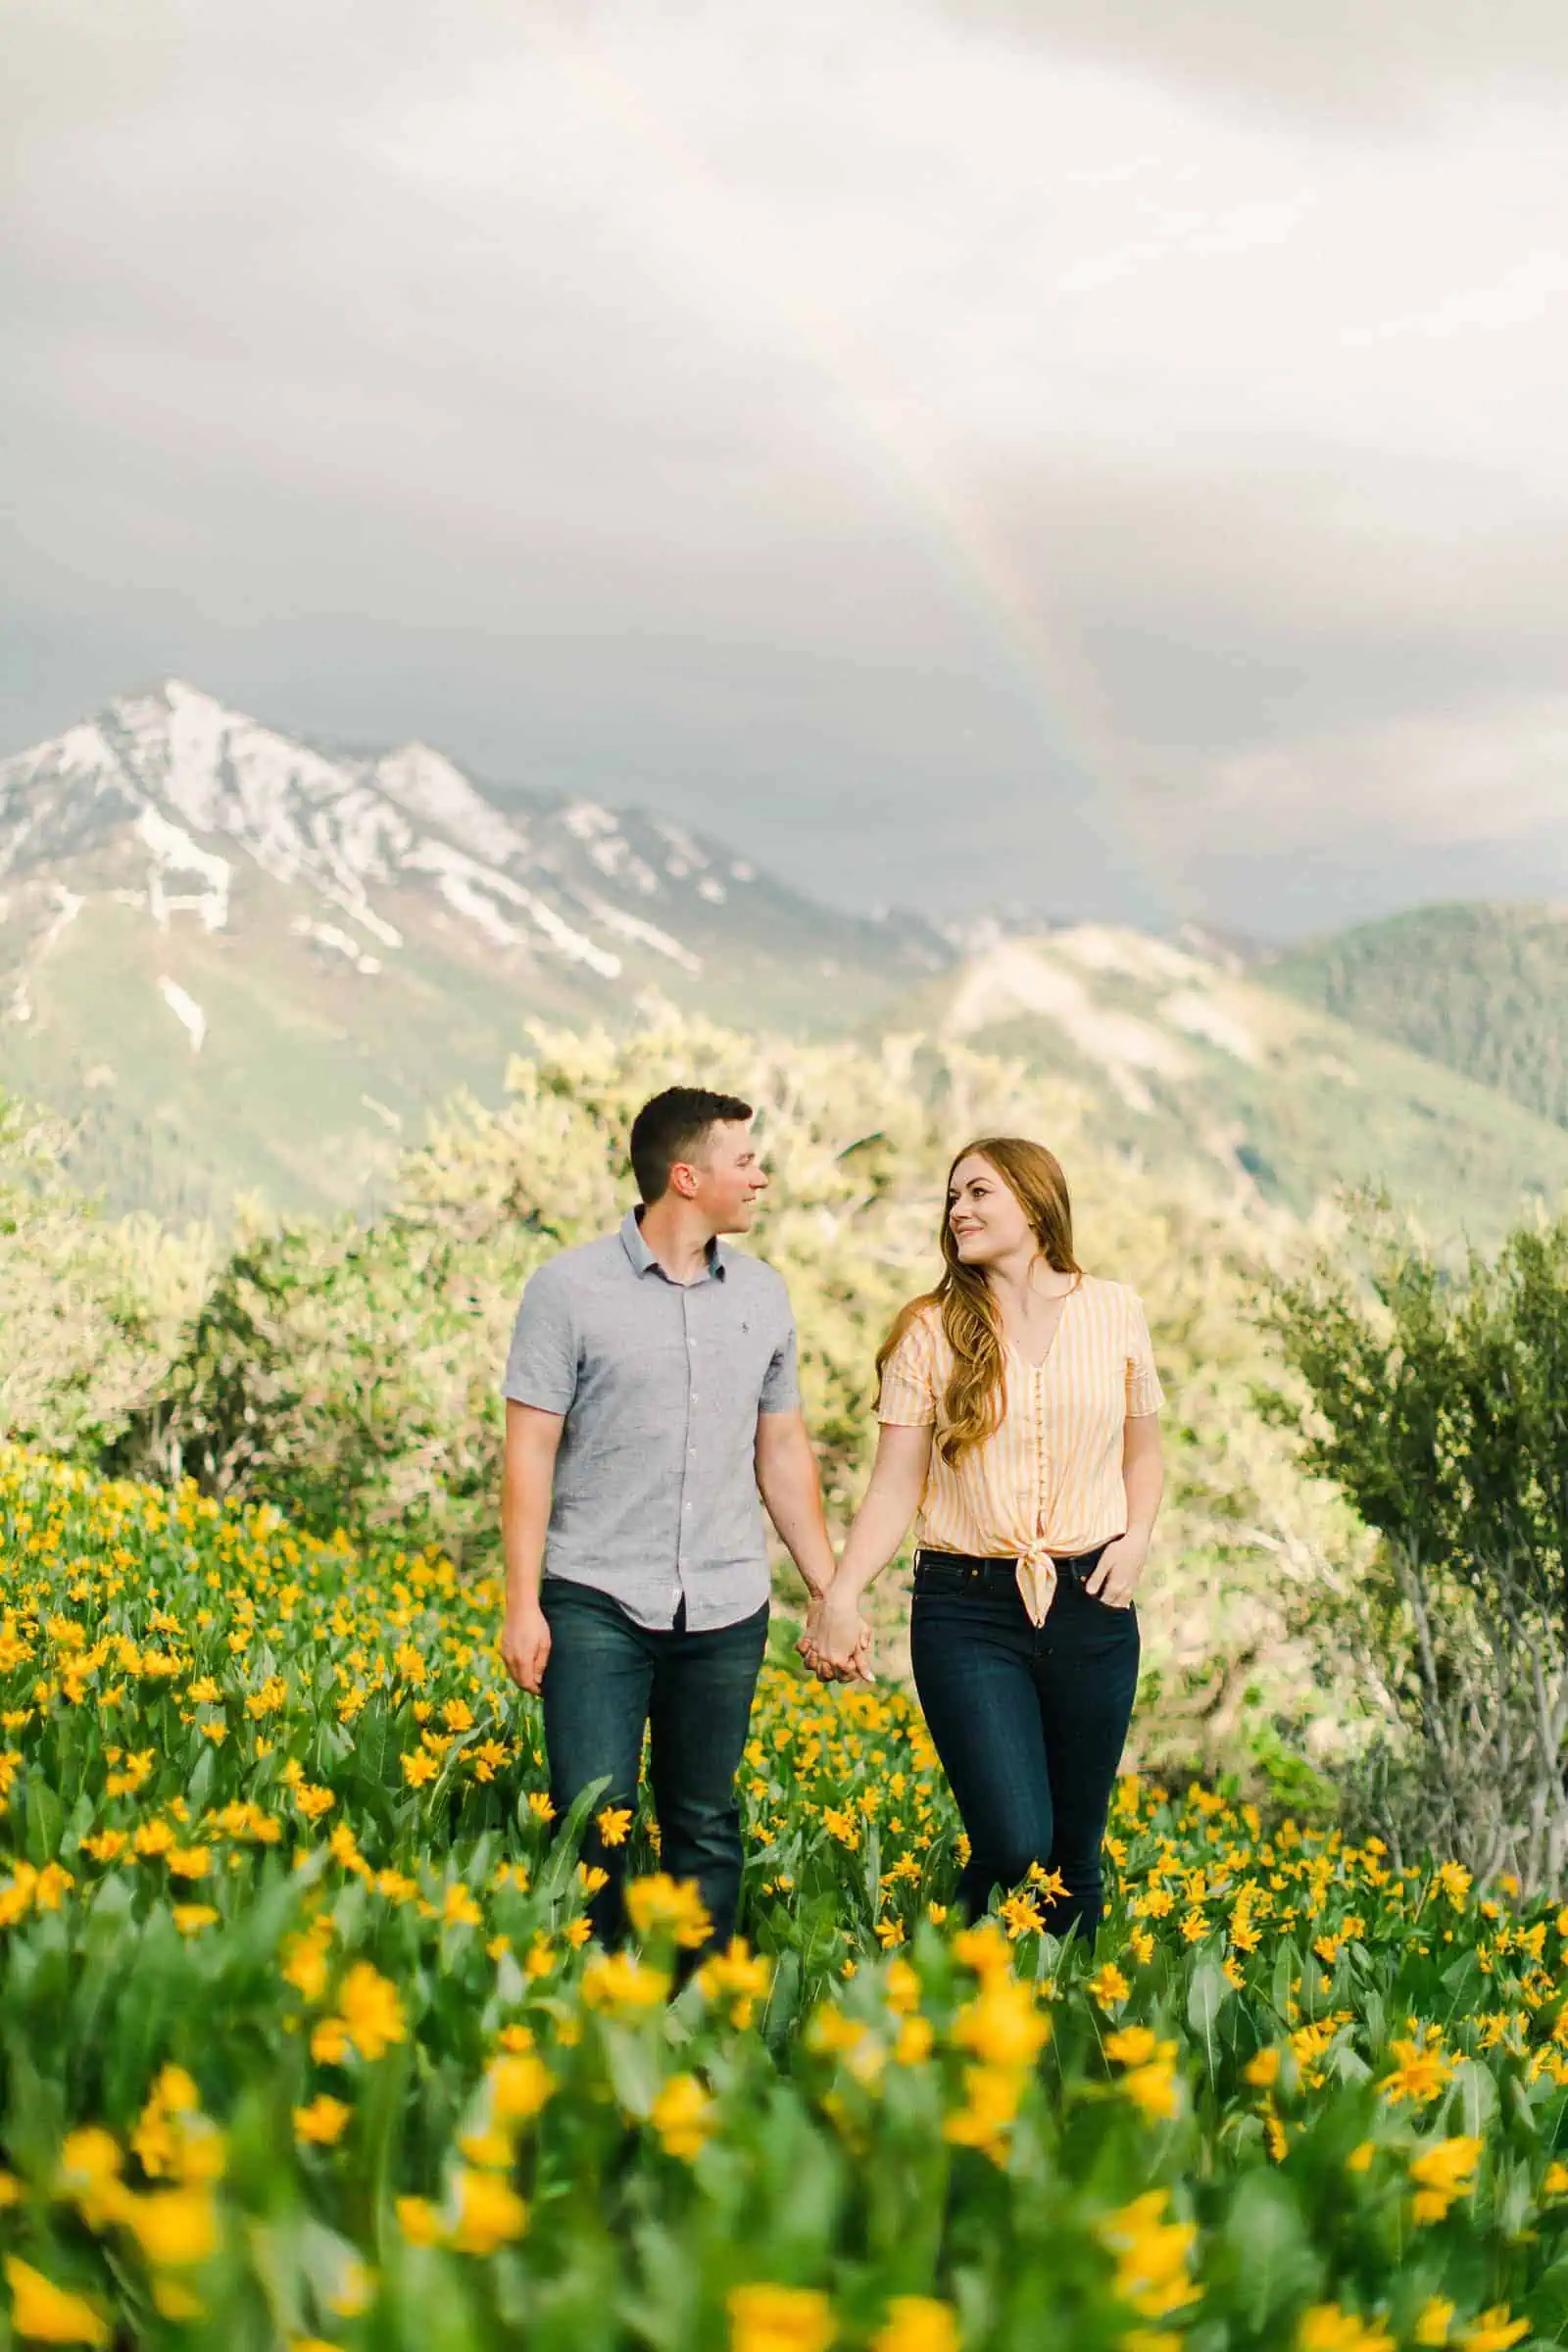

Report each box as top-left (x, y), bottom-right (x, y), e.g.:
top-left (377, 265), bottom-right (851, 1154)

top-left (1408, 2135), bottom-right (1482, 2225)
top-left (4, 2256), bottom-right (110, 2346)
top-left (338, 1963), bottom-right (406, 2060)
top-left (625, 1873), bottom-right (713, 1950)
top-left (1296, 2306), bottom-right (1394, 2352)
top-left (868, 2296), bottom-right (958, 2352)
top-left (448, 2168), bottom-right (527, 2255)
top-left (650, 2073), bottom-right (715, 2160)
top-left (293, 2095), bottom-right (352, 2146)
top-left (727, 2280), bottom-right (836, 2352)
top-left (1457, 2310), bottom-right (1530, 2352)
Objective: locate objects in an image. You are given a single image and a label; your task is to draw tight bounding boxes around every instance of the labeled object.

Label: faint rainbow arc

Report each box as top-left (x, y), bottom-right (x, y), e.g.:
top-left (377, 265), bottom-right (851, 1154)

top-left (540, 21), bottom-right (1188, 928)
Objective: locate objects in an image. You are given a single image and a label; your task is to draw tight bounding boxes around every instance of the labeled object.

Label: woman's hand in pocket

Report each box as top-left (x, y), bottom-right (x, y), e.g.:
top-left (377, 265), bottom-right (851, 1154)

top-left (1083, 1533), bottom-right (1147, 1609)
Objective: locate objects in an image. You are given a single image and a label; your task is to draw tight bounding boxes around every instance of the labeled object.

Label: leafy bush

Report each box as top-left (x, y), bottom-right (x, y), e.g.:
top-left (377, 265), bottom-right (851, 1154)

top-left (0, 1092), bottom-right (207, 1454)
top-left (1269, 1206), bottom-right (1568, 1891)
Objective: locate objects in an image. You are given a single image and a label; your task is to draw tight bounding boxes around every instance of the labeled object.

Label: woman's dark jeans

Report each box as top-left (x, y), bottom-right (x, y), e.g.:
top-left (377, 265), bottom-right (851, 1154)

top-left (540, 1578), bottom-right (768, 1958)
top-left (909, 1546), bottom-right (1139, 1943)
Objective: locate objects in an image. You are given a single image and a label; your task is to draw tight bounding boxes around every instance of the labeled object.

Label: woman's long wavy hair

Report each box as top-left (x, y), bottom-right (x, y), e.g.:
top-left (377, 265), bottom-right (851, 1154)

top-left (877, 1137), bottom-right (1082, 1464)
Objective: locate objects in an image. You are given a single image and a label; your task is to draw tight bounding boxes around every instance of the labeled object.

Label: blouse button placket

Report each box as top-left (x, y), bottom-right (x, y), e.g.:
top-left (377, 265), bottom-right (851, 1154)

top-left (1034, 1361), bottom-right (1047, 1540)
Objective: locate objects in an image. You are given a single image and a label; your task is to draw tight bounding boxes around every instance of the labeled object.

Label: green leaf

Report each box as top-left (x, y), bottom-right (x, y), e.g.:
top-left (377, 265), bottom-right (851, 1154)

top-left (1187, 1954), bottom-right (1230, 2076)
top-left (1213, 2170), bottom-right (1322, 2328)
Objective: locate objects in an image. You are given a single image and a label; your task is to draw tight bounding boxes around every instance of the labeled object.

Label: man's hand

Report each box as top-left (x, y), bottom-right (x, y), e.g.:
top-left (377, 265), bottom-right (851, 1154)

top-left (1083, 1532), bottom-right (1148, 1610)
top-left (799, 1585), bottom-right (873, 1683)
top-left (501, 1602), bottom-right (552, 1694)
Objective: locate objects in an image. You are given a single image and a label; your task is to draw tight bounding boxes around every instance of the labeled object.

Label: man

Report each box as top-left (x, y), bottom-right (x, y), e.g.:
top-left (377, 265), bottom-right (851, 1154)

top-left (499, 1084), bottom-right (858, 1959)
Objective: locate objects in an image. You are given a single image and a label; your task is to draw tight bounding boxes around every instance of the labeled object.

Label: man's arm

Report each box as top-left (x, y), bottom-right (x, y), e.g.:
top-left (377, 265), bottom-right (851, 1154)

top-left (754, 1409), bottom-right (838, 1605)
top-left (500, 1401), bottom-right (565, 1694)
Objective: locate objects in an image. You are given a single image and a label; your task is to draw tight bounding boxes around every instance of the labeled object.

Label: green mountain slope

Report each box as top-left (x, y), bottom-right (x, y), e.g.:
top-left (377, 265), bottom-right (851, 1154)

top-left (1262, 902), bottom-right (1568, 1133)
top-left (884, 925), bottom-right (1568, 1255)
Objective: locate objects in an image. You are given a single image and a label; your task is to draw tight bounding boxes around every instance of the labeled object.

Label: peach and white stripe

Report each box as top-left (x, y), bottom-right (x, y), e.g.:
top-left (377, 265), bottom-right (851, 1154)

top-left (875, 1275), bottom-right (1164, 1626)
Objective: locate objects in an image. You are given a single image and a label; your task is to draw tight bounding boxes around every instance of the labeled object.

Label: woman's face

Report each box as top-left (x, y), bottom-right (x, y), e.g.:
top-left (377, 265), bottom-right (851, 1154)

top-left (948, 1152), bottom-right (1034, 1268)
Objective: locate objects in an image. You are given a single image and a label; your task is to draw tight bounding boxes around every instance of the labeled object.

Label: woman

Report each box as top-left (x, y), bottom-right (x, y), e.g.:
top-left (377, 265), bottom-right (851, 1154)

top-left (804, 1137), bottom-right (1164, 1941)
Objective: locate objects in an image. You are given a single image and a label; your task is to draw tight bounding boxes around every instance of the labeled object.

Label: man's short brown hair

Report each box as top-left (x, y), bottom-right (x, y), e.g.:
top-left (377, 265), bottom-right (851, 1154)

top-left (629, 1086), bottom-right (755, 1203)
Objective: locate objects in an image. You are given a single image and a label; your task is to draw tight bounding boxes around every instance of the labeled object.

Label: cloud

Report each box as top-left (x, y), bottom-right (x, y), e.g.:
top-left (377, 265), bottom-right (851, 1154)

top-left (1167, 694), bottom-right (1568, 934)
top-left (2, 0), bottom-right (1566, 942)
top-left (951, 0), bottom-right (1568, 122)
top-left (1345, 249), bottom-right (1568, 344)
top-left (1058, 191), bottom-right (1312, 293)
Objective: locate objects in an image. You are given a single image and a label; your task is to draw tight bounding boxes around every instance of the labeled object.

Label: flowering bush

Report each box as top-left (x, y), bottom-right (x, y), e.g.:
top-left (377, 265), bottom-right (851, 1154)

top-left (2, 1447), bottom-right (1565, 2349)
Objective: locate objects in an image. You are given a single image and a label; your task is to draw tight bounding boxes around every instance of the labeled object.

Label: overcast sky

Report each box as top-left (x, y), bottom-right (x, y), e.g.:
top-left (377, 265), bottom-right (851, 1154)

top-left (5, 0), bottom-right (1566, 940)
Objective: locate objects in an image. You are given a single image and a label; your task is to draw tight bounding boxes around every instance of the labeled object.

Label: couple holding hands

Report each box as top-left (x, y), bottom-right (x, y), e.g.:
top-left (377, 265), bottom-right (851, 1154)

top-left (499, 1086), bottom-right (1163, 1960)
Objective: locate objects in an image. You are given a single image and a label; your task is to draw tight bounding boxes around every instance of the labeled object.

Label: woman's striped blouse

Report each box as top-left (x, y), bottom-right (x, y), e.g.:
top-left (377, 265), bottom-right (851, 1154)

top-left (875, 1273), bottom-right (1165, 1625)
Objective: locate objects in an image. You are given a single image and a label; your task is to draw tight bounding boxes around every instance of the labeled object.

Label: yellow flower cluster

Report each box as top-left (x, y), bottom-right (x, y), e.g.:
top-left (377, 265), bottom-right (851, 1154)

top-left (3, 1446), bottom-right (1568, 2352)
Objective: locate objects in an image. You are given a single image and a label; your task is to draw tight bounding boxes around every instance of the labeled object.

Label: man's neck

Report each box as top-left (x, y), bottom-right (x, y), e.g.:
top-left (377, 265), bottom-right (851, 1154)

top-left (637, 1198), bottom-right (719, 1286)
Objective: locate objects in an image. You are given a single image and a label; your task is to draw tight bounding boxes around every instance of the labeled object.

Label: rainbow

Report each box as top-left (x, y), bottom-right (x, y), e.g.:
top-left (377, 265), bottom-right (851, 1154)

top-left (539, 22), bottom-right (1188, 929)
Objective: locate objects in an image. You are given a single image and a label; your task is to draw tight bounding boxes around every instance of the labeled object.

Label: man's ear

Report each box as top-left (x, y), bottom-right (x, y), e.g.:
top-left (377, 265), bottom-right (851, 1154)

top-left (670, 1161), bottom-right (699, 1199)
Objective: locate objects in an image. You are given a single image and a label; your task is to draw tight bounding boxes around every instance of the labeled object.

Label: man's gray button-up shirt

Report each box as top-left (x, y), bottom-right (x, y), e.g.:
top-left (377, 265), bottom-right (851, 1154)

top-left (501, 1209), bottom-right (800, 1631)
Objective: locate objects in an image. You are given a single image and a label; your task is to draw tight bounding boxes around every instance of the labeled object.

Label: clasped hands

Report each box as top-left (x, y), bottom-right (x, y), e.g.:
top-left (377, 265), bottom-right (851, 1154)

top-left (797, 1579), bottom-right (875, 1686)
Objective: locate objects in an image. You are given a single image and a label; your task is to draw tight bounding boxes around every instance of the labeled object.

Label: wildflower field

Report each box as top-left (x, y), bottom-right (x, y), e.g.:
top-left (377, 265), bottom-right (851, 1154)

top-left (2, 1448), bottom-right (1567, 2352)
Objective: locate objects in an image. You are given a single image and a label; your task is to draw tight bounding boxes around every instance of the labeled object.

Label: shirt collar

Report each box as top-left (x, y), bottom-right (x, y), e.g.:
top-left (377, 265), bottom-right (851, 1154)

top-left (618, 1206), bottom-right (727, 1282)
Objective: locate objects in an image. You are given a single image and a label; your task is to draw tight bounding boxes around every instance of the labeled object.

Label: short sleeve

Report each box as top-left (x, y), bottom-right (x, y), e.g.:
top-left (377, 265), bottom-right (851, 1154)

top-left (1125, 1292), bottom-right (1165, 1418)
top-left (759, 1314), bottom-right (801, 1415)
top-left (501, 1267), bottom-right (578, 1414)
top-left (877, 1311), bottom-right (939, 1426)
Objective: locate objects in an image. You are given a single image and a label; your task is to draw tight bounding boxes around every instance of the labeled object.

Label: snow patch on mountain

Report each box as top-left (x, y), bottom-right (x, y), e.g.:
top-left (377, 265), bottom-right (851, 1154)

top-left (292, 917), bottom-right (382, 975)
top-left (371, 743), bottom-right (528, 867)
top-left (585, 898), bottom-right (702, 973)
top-left (1159, 988), bottom-right (1260, 1063)
top-left (158, 975), bottom-right (207, 1053)
top-left (1053, 925), bottom-right (1206, 987)
top-left (564, 802), bottom-right (616, 840)
top-left (945, 940), bottom-right (1194, 1096)
top-left (523, 894), bottom-right (621, 977)
top-left (403, 838), bottom-right (623, 976)
top-left (654, 819), bottom-right (708, 870)
top-left (0, 809), bottom-right (37, 882)
top-left (138, 808), bottom-right (230, 931)
top-left (586, 834), bottom-right (661, 893)
top-left (4, 885), bottom-right (84, 1024)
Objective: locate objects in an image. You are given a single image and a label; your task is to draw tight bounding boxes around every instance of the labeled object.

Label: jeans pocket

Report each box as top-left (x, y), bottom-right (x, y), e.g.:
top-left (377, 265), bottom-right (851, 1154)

top-left (911, 1562), bottom-right (965, 1597)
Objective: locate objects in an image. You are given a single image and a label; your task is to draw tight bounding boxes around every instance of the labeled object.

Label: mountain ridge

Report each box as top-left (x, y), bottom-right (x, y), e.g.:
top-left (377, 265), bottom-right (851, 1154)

top-left (3, 681), bottom-right (1565, 1251)
top-left (1261, 901), bottom-right (1568, 1137)
top-left (0, 679), bottom-right (952, 1216)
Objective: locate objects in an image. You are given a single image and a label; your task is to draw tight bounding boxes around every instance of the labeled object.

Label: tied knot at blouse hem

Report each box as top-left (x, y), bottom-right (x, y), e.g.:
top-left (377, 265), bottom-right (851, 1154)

top-left (876, 1275), bottom-right (1165, 1628)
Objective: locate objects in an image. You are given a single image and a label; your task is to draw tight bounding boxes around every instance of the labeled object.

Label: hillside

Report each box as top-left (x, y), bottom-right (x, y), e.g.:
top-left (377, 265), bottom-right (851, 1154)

top-left (1261, 900), bottom-right (1568, 1134)
top-left (887, 924), bottom-right (1568, 1253)
top-left (5, 685), bottom-right (1565, 1250)
top-left (0, 681), bottom-right (950, 1218)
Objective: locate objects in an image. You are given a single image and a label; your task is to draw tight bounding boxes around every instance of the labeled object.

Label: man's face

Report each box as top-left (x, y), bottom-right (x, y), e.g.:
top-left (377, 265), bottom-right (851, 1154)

top-left (685, 1118), bottom-right (767, 1231)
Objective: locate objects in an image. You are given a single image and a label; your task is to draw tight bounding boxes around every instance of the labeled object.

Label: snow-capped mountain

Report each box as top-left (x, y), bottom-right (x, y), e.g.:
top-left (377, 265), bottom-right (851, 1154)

top-left (0, 680), bottom-right (950, 1217)
top-left (0, 679), bottom-right (951, 1000)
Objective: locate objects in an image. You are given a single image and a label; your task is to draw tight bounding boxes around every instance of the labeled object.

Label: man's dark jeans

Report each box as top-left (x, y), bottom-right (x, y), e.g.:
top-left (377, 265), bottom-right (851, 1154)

top-left (909, 1546), bottom-right (1139, 1943)
top-left (539, 1578), bottom-right (768, 1957)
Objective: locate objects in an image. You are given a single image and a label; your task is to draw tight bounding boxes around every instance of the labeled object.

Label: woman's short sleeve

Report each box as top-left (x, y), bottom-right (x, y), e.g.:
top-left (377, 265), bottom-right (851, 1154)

top-left (1125, 1292), bottom-right (1165, 1418)
top-left (876, 1311), bottom-right (939, 1426)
